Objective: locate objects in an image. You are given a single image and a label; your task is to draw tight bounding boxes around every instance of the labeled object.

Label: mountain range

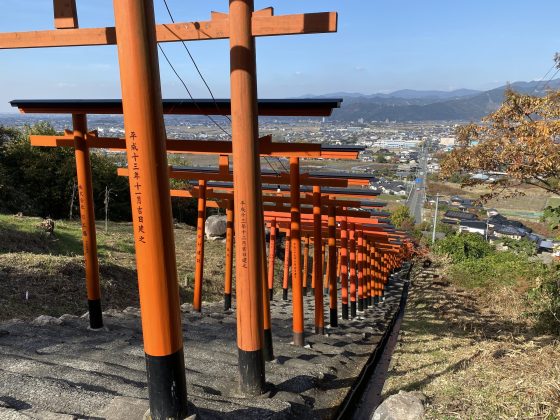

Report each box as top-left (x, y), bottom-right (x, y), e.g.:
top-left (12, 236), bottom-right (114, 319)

top-left (319, 79), bottom-right (560, 122)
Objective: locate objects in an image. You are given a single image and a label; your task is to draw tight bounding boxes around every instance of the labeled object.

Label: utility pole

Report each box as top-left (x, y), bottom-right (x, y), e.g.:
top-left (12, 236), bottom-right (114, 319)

top-left (104, 186), bottom-right (110, 234)
top-left (432, 194), bottom-right (441, 244)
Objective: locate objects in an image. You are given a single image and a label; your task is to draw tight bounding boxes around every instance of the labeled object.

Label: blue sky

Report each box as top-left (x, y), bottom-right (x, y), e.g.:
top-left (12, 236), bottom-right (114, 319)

top-left (1, 0), bottom-right (559, 112)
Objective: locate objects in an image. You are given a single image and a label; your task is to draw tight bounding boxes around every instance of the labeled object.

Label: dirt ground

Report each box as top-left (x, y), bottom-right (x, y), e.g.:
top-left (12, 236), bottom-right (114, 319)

top-left (382, 265), bottom-right (560, 419)
top-left (0, 215), bottom-right (244, 321)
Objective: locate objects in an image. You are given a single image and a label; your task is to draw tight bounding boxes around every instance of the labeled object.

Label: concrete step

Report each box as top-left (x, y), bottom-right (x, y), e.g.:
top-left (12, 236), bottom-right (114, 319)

top-left (0, 275), bottom-right (407, 418)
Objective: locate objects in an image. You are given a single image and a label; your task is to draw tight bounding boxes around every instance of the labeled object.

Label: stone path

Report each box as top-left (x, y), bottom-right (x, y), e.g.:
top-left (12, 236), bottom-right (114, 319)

top-left (0, 275), bottom-right (406, 419)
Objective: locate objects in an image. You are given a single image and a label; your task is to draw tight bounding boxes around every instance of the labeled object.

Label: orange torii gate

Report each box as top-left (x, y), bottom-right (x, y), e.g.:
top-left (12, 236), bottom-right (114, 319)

top-left (209, 182), bottom-right (405, 319)
top-left (270, 216), bottom-right (403, 330)
top-left (2, 0), bottom-right (340, 413)
top-left (157, 169), bottom-right (377, 346)
top-left (29, 115), bottom-right (360, 362)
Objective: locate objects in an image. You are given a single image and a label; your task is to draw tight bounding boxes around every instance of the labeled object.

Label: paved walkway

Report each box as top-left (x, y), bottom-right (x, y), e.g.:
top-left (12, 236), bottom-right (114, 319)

top-left (0, 278), bottom-right (405, 419)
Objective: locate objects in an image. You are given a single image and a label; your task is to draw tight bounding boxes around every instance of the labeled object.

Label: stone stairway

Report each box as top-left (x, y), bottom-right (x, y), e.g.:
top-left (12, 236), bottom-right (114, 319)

top-left (0, 275), bottom-right (406, 419)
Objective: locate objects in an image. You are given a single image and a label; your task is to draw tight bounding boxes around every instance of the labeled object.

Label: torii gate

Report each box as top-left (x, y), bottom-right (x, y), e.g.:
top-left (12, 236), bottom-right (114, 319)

top-left (1, 0), bottom-right (339, 415)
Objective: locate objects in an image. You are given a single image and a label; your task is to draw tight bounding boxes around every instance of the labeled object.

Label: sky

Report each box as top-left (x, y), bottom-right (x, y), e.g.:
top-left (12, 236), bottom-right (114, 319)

top-left (0, 0), bottom-right (559, 112)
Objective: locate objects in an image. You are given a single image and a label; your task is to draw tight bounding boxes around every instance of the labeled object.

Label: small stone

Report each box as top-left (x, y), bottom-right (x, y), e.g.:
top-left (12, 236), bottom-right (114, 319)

top-left (181, 303), bottom-right (193, 312)
top-left (372, 390), bottom-right (426, 420)
top-left (273, 391), bottom-right (305, 406)
top-left (32, 315), bottom-right (63, 326)
top-left (205, 215), bottom-right (227, 239)
top-left (59, 314), bottom-right (78, 321)
top-left (123, 306), bottom-right (140, 316)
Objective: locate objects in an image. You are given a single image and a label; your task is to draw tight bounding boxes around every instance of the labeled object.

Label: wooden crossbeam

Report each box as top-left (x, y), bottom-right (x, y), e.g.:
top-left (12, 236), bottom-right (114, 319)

top-left (0, 12), bottom-right (337, 49)
top-left (118, 167), bottom-right (349, 188)
top-left (29, 133), bottom-right (328, 157)
top-left (53, 0), bottom-right (78, 29)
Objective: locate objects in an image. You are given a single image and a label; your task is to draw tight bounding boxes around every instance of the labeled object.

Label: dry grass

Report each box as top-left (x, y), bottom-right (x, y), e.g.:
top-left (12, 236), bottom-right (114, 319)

top-left (383, 265), bottom-right (560, 419)
top-left (0, 214), bottom-right (255, 321)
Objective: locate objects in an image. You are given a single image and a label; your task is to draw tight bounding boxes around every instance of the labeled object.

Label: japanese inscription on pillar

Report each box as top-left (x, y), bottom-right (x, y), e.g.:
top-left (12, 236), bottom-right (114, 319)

top-left (129, 131), bottom-right (146, 245)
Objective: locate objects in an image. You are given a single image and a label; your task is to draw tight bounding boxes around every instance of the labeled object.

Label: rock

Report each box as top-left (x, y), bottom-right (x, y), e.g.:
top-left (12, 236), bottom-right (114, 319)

top-left (372, 391), bottom-right (426, 420)
top-left (37, 218), bottom-right (55, 235)
top-left (94, 396), bottom-right (149, 420)
top-left (181, 303), bottom-right (193, 312)
top-left (205, 215), bottom-right (227, 239)
top-left (59, 314), bottom-right (78, 321)
top-left (31, 315), bottom-right (63, 326)
top-left (123, 306), bottom-right (140, 316)
top-left (273, 391), bottom-right (305, 406)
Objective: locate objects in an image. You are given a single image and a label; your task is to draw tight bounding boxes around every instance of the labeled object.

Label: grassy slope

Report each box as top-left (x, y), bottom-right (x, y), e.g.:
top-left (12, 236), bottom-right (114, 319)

top-left (0, 214), bottom-right (242, 321)
top-left (383, 266), bottom-right (560, 419)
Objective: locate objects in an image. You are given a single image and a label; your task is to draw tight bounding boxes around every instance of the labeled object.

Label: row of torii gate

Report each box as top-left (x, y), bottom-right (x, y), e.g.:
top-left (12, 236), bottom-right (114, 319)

top-left (1, 1), bottom-right (412, 418)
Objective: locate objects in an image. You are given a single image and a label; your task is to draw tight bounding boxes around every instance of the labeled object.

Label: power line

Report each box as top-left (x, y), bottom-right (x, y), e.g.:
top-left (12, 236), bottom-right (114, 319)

top-left (157, 44), bottom-right (231, 137)
top-left (161, 0), bottom-right (231, 124)
top-left (531, 62), bottom-right (556, 94)
top-left (541, 68), bottom-right (560, 92)
top-left (159, 0), bottom-right (287, 177)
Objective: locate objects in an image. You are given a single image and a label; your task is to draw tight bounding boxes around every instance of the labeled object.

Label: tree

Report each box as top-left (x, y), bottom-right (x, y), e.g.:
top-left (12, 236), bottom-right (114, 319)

top-left (390, 205), bottom-right (415, 230)
top-left (440, 57), bottom-right (560, 200)
top-left (0, 123), bottom-right (132, 220)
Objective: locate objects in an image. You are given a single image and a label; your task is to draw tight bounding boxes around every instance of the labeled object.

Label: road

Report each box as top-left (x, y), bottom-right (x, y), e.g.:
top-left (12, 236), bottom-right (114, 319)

top-left (407, 151), bottom-right (428, 224)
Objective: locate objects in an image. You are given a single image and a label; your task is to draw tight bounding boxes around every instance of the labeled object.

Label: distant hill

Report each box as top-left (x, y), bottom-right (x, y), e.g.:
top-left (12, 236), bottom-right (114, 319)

top-left (323, 79), bottom-right (560, 122)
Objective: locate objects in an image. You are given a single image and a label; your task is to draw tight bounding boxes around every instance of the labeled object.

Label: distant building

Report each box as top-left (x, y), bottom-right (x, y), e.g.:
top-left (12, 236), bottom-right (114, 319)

top-left (443, 210), bottom-right (478, 222)
top-left (440, 137), bottom-right (456, 146)
top-left (458, 220), bottom-right (487, 236)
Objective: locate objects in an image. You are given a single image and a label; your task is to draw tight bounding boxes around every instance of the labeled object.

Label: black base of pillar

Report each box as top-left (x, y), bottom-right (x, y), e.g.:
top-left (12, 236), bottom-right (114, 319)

top-left (351, 301), bottom-right (357, 318)
top-left (293, 332), bottom-right (304, 347)
top-left (369, 296), bottom-right (373, 306)
top-left (341, 303), bottom-right (349, 320)
top-left (303, 287), bottom-right (307, 296)
top-left (364, 298), bottom-right (369, 310)
top-left (263, 328), bottom-right (274, 362)
top-left (145, 349), bottom-right (188, 419)
top-left (358, 299), bottom-right (364, 312)
top-left (282, 288), bottom-right (288, 300)
top-left (315, 326), bottom-right (325, 335)
top-left (374, 295), bottom-right (379, 305)
top-left (88, 299), bottom-right (103, 329)
top-left (238, 348), bottom-right (266, 396)
top-left (224, 293), bottom-right (232, 311)
top-left (330, 308), bottom-right (338, 327)
top-left (269, 289), bottom-right (274, 301)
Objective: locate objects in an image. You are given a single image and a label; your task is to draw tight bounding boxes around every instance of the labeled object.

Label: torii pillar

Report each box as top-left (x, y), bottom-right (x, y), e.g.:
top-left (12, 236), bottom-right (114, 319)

top-left (113, 0), bottom-right (186, 417)
top-left (229, 0), bottom-right (265, 395)
top-left (72, 114), bottom-right (103, 330)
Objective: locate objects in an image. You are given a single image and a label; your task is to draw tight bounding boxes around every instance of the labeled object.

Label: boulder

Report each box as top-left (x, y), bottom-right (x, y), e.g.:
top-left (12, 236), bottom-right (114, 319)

top-left (205, 215), bottom-right (227, 239)
top-left (372, 391), bottom-right (426, 420)
top-left (32, 315), bottom-right (63, 326)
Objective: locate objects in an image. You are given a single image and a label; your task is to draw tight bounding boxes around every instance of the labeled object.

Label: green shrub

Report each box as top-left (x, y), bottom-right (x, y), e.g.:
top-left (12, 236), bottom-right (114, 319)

top-left (527, 269), bottom-right (560, 335)
top-left (432, 232), bottom-right (495, 263)
top-left (501, 237), bottom-right (537, 256)
top-left (449, 251), bottom-right (548, 289)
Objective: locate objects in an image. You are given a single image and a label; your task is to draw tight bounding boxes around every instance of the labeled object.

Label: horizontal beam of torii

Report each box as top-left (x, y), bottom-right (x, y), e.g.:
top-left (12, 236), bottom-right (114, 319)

top-left (184, 180), bottom-right (385, 203)
top-left (172, 188), bottom-right (391, 214)
top-left (118, 167), bottom-right (350, 188)
top-left (0, 10), bottom-right (337, 49)
top-left (12, 98), bottom-right (342, 117)
top-left (30, 133), bottom-right (363, 159)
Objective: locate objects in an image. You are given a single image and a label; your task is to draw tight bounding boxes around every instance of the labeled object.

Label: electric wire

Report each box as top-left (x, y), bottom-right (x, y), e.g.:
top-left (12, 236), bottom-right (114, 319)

top-left (531, 62), bottom-right (557, 94)
top-left (159, 0), bottom-right (288, 177)
top-left (157, 44), bottom-right (231, 137)
top-left (161, 0), bottom-right (232, 124)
